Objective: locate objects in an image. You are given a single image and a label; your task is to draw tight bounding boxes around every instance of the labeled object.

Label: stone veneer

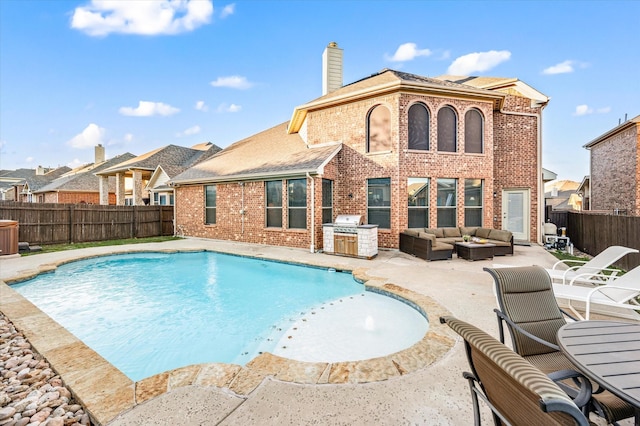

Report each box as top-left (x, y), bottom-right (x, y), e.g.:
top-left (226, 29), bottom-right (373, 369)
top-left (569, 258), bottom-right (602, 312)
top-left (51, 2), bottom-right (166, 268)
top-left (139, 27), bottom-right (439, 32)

top-left (0, 250), bottom-right (455, 426)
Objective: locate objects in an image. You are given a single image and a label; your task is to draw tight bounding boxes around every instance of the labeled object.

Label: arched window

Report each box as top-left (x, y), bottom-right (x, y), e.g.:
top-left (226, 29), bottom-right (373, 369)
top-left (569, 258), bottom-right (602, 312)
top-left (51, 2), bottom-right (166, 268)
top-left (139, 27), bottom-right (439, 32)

top-left (437, 106), bottom-right (457, 152)
top-left (367, 105), bottom-right (391, 152)
top-left (465, 109), bottom-right (484, 154)
top-left (408, 103), bottom-right (429, 150)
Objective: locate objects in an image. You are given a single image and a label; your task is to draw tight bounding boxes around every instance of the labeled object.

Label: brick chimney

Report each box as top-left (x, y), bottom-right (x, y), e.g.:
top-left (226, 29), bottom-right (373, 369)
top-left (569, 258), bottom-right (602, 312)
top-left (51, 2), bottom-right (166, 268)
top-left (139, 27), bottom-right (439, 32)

top-left (322, 42), bottom-right (343, 95)
top-left (95, 144), bottom-right (105, 163)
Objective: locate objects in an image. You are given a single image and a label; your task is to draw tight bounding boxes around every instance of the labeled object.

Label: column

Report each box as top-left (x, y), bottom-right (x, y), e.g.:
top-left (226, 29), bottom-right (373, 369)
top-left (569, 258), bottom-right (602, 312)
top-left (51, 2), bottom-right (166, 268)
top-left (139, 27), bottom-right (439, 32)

top-left (98, 175), bottom-right (109, 205)
top-left (115, 173), bottom-right (125, 205)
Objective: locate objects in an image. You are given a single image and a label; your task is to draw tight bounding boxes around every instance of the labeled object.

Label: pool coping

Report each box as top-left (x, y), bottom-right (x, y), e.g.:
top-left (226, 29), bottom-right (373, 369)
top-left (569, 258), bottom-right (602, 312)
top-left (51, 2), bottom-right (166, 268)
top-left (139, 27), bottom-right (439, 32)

top-left (0, 248), bottom-right (456, 426)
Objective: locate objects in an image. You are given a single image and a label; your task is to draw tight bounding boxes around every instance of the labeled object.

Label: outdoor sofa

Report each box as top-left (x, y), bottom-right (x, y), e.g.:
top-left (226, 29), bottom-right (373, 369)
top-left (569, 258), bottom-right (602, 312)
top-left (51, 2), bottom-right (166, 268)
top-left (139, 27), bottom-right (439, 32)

top-left (399, 226), bottom-right (514, 261)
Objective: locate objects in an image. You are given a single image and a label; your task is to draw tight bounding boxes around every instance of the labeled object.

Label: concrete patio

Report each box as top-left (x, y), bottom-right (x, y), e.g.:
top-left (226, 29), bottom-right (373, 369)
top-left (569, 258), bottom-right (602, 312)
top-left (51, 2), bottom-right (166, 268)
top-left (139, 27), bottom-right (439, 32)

top-left (0, 239), bottom-right (633, 425)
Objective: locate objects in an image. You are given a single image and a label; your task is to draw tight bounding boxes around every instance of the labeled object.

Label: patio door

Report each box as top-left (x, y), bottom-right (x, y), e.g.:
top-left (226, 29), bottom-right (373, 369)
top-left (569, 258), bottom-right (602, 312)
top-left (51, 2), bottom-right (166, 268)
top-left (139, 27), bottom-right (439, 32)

top-left (502, 189), bottom-right (530, 241)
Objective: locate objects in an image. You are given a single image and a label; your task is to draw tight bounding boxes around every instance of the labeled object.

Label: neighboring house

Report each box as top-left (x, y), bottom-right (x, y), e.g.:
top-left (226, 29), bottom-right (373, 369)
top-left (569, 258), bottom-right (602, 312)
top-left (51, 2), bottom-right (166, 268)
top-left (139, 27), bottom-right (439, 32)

top-left (9, 166), bottom-right (72, 203)
top-left (0, 168), bottom-right (42, 201)
top-left (96, 142), bottom-right (221, 206)
top-left (33, 145), bottom-right (136, 204)
top-left (544, 179), bottom-right (581, 211)
top-left (584, 114), bottom-right (640, 216)
top-left (146, 142), bottom-right (221, 206)
top-left (577, 175), bottom-right (590, 211)
top-left (170, 42), bottom-right (549, 251)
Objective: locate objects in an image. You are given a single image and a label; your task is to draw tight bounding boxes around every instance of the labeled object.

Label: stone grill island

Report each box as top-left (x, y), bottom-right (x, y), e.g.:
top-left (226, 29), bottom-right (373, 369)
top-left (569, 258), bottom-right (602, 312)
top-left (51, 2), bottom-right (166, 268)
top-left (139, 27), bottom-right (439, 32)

top-left (323, 215), bottom-right (378, 259)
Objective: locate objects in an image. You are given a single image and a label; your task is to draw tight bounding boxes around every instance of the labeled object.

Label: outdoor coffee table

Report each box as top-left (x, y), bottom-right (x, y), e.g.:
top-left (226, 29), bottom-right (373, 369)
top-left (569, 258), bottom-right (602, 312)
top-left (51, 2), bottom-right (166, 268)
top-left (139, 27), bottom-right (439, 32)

top-left (455, 242), bottom-right (496, 261)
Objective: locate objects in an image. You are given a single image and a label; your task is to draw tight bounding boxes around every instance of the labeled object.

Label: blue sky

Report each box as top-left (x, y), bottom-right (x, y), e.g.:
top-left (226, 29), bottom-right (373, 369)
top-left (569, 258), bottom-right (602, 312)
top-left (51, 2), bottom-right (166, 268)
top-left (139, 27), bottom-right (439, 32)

top-left (1, 0), bottom-right (638, 183)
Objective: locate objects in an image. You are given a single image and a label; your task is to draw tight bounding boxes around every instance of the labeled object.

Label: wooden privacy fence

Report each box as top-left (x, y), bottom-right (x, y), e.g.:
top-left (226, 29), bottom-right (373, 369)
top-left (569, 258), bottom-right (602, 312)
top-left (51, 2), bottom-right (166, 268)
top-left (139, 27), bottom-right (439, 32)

top-left (0, 202), bottom-right (174, 244)
top-left (567, 211), bottom-right (640, 271)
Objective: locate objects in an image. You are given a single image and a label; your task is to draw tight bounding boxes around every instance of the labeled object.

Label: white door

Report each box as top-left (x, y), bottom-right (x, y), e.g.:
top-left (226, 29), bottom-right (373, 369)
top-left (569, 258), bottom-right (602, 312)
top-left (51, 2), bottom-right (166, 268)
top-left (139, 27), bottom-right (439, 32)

top-left (502, 189), bottom-right (530, 241)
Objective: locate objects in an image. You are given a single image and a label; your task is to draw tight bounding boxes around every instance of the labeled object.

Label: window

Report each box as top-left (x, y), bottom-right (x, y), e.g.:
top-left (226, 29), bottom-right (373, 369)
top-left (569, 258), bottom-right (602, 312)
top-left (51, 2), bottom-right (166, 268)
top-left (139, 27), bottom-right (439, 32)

top-left (437, 106), bottom-right (457, 152)
top-left (408, 103), bottom-right (429, 150)
top-left (265, 180), bottom-right (282, 227)
top-left (464, 179), bottom-right (483, 227)
top-left (367, 105), bottom-right (391, 152)
top-left (153, 192), bottom-right (158, 205)
top-left (322, 179), bottom-right (333, 224)
top-left (465, 109), bottom-right (484, 154)
top-left (367, 178), bottom-right (391, 228)
top-left (437, 178), bottom-right (457, 227)
top-left (408, 177), bottom-right (429, 228)
top-left (288, 178), bottom-right (307, 229)
top-left (169, 194), bottom-right (174, 205)
top-left (159, 195), bottom-right (167, 205)
top-left (205, 185), bottom-right (216, 224)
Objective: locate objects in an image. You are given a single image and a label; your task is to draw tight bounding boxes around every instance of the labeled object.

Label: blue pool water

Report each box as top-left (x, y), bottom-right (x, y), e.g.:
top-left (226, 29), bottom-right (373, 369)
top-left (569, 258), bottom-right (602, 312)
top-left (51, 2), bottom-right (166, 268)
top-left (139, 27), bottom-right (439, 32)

top-left (12, 251), bottom-right (366, 381)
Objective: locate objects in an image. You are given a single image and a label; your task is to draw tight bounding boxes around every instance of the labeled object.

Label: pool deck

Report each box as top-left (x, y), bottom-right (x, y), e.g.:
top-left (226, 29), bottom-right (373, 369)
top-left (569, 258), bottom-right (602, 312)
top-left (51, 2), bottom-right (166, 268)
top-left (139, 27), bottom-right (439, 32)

top-left (0, 239), bottom-right (632, 425)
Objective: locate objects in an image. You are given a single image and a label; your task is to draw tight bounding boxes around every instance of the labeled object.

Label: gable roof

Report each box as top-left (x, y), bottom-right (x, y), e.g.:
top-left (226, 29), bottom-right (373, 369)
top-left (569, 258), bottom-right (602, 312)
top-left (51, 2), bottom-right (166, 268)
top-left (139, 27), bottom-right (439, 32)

top-left (288, 68), bottom-right (508, 134)
top-left (34, 153), bottom-right (136, 193)
top-left (97, 143), bottom-right (220, 176)
top-left (435, 75), bottom-right (549, 105)
top-left (171, 122), bottom-right (341, 185)
top-left (583, 114), bottom-right (640, 148)
top-left (21, 167), bottom-right (72, 192)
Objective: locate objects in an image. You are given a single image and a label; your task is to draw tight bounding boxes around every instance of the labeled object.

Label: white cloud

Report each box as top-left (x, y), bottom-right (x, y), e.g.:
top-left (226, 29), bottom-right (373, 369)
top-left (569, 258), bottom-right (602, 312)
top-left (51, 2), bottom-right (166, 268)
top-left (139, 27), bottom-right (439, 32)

top-left (119, 101), bottom-right (180, 117)
top-left (574, 104), bottom-right (611, 116)
top-left (543, 60), bottom-right (575, 75)
top-left (210, 76), bottom-right (253, 89)
top-left (220, 3), bottom-right (235, 18)
top-left (447, 50), bottom-right (511, 75)
top-left (67, 123), bottom-right (106, 148)
top-left (124, 133), bottom-right (134, 142)
top-left (71, 0), bottom-right (213, 37)
top-left (216, 103), bottom-right (242, 113)
top-left (176, 125), bottom-right (201, 137)
top-left (25, 156), bottom-right (34, 163)
top-left (195, 100), bottom-right (208, 111)
top-left (68, 158), bottom-right (85, 168)
top-left (386, 43), bottom-right (431, 62)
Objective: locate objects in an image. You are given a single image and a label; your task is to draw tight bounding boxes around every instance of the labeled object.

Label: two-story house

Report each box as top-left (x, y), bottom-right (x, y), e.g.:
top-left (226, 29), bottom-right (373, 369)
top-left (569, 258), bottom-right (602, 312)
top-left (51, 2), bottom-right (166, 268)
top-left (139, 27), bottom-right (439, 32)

top-left (170, 42), bottom-right (549, 251)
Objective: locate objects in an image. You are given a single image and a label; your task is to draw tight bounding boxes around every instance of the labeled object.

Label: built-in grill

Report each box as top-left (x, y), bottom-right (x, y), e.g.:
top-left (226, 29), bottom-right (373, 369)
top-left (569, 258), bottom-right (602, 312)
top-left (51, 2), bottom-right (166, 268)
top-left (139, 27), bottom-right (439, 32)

top-left (322, 214), bottom-right (378, 259)
top-left (332, 214), bottom-right (363, 234)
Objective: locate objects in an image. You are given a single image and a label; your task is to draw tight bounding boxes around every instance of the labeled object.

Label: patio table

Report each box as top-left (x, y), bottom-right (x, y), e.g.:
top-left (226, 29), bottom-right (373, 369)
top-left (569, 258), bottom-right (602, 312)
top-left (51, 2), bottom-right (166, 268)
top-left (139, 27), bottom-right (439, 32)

top-left (557, 320), bottom-right (640, 425)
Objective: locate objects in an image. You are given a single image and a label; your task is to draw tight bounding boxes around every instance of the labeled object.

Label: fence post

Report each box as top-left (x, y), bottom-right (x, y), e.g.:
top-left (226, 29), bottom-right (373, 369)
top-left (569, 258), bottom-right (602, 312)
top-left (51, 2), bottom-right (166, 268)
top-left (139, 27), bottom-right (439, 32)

top-left (132, 206), bottom-right (138, 238)
top-left (68, 205), bottom-right (74, 244)
top-left (158, 205), bottom-right (163, 236)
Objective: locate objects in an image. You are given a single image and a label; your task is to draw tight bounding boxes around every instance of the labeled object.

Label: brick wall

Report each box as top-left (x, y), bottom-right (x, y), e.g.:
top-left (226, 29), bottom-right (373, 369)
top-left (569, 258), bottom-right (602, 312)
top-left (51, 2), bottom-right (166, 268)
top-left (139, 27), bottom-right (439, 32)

top-left (590, 124), bottom-right (640, 215)
top-left (42, 192), bottom-right (117, 205)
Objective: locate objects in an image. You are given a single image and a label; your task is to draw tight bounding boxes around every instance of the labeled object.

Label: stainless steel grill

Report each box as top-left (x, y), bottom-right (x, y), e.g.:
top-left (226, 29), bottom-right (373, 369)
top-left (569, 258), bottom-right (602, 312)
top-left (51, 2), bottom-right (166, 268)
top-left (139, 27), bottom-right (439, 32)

top-left (333, 214), bottom-right (363, 234)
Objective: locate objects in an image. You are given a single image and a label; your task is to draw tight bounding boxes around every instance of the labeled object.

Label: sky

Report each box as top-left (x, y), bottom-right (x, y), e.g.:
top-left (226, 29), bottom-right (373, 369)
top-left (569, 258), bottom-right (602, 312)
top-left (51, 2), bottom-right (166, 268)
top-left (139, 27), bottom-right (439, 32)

top-left (1, 0), bottom-right (638, 183)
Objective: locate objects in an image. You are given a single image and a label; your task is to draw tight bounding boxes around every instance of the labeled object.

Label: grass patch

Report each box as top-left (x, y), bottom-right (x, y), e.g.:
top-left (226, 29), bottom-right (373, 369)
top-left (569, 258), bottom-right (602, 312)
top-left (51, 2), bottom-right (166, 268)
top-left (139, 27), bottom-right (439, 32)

top-left (547, 249), bottom-right (626, 276)
top-left (22, 236), bottom-right (182, 255)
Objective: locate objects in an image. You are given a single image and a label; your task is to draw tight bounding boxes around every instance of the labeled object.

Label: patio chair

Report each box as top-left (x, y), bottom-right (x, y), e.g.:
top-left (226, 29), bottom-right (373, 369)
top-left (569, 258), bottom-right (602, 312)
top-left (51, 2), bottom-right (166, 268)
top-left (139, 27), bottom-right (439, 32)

top-left (547, 245), bottom-right (638, 285)
top-left (439, 316), bottom-right (592, 426)
top-left (484, 265), bottom-right (636, 425)
top-left (552, 264), bottom-right (640, 320)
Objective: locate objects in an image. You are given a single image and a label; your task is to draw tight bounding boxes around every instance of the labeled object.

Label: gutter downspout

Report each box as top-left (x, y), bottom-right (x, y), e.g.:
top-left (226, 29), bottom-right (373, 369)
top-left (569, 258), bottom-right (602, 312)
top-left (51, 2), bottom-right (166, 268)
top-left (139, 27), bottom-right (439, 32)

top-left (307, 172), bottom-right (315, 253)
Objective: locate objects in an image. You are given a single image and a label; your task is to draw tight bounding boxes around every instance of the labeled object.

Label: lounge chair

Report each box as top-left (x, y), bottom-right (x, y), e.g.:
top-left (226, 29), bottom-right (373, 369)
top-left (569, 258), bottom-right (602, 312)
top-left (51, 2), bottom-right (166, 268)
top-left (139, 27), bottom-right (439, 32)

top-left (547, 245), bottom-right (638, 285)
top-left (552, 264), bottom-right (640, 320)
top-left (439, 316), bottom-right (592, 426)
top-left (484, 265), bottom-right (636, 424)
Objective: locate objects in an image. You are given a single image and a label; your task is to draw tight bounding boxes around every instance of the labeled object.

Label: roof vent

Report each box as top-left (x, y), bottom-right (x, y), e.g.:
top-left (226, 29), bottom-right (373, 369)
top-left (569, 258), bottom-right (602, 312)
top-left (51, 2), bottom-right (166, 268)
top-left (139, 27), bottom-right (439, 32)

top-left (322, 42), bottom-right (343, 95)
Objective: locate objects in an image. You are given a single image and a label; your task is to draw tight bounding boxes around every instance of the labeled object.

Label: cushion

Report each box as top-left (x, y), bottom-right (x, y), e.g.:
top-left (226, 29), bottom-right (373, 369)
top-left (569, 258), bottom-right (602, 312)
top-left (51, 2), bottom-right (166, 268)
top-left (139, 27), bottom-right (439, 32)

top-left (402, 229), bottom-right (420, 237)
top-left (460, 226), bottom-right (478, 237)
top-left (424, 228), bottom-right (444, 238)
top-left (442, 227), bottom-right (461, 237)
top-left (489, 229), bottom-right (512, 242)
top-left (418, 232), bottom-right (436, 243)
top-left (475, 228), bottom-right (491, 238)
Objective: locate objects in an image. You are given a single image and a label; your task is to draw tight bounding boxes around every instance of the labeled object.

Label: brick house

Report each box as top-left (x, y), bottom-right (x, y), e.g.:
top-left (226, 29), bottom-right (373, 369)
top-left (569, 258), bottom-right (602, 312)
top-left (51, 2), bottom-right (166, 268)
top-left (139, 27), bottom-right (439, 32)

top-left (171, 43), bottom-right (549, 250)
top-left (583, 114), bottom-right (640, 215)
top-left (11, 166), bottom-right (71, 203)
top-left (96, 142), bottom-right (221, 206)
top-left (33, 145), bottom-right (136, 204)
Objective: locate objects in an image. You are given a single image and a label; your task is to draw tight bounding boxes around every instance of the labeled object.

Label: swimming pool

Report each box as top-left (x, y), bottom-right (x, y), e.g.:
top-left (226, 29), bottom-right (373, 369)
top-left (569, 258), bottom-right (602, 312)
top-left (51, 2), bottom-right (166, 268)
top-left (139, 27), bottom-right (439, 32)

top-left (12, 251), bottom-right (428, 381)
